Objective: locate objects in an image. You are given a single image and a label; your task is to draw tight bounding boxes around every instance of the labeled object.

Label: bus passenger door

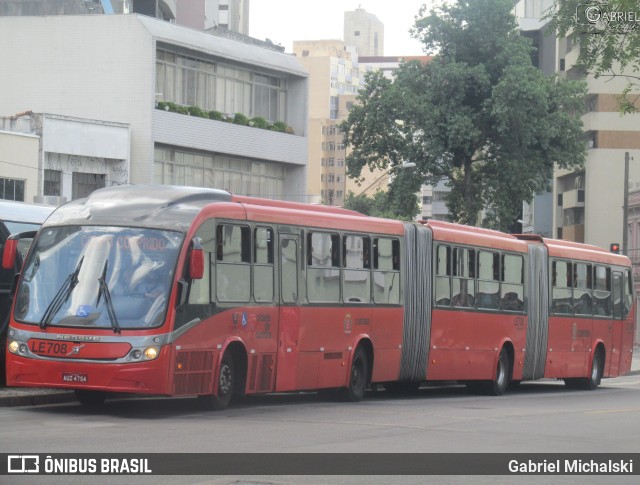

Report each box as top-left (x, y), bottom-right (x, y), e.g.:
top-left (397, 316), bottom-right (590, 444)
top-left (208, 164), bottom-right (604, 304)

top-left (275, 235), bottom-right (300, 392)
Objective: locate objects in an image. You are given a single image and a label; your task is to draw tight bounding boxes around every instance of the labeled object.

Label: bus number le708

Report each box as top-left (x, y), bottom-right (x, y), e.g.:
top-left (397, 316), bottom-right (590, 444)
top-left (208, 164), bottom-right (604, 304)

top-left (29, 340), bottom-right (68, 356)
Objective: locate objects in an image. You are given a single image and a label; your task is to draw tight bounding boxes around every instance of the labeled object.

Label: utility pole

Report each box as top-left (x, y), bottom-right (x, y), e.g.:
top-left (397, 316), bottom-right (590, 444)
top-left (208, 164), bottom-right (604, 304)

top-left (623, 151), bottom-right (630, 256)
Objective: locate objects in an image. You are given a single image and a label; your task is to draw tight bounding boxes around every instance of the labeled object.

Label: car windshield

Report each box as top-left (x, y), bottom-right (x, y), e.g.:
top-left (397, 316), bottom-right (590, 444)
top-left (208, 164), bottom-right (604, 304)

top-left (15, 225), bottom-right (183, 329)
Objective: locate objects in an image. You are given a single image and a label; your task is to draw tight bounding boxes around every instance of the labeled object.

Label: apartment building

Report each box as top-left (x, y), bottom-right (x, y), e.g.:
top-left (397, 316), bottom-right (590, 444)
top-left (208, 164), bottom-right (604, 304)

top-left (293, 40), bottom-right (372, 206)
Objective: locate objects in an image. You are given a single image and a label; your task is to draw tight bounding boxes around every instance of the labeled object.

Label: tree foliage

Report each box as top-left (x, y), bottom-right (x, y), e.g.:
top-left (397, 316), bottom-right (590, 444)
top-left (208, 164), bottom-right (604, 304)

top-left (343, 167), bottom-right (422, 221)
top-left (341, 0), bottom-right (587, 230)
top-left (547, 0), bottom-right (640, 113)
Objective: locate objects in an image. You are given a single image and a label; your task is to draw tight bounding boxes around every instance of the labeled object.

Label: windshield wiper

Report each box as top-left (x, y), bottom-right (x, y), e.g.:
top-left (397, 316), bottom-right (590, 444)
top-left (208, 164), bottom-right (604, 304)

top-left (39, 256), bottom-right (84, 329)
top-left (96, 259), bottom-right (121, 334)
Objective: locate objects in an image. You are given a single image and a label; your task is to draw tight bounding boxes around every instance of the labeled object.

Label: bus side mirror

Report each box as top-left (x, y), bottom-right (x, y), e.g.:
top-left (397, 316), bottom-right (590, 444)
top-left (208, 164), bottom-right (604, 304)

top-left (189, 237), bottom-right (204, 280)
top-left (2, 238), bottom-right (18, 270)
top-left (2, 231), bottom-right (38, 270)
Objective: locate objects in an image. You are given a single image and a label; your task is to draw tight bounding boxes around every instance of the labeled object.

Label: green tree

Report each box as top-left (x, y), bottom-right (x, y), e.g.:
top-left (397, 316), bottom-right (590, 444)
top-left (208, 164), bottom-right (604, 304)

top-left (547, 0), bottom-right (640, 113)
top-left (341, 0), bottom-right (587, 230)
top-left (343, 166), bottom-right (421, 220)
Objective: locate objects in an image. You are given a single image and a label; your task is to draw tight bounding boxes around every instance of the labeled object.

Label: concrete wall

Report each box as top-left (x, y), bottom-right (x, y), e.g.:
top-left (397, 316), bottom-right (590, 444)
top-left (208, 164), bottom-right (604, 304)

top-left (0, 15), bottom-right (155, 185)
top-left (0, 131), bottom-right (40, 203)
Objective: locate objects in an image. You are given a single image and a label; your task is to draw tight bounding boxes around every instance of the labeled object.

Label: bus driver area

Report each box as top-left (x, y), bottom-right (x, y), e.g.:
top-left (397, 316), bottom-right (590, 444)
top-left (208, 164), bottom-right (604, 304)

top-left (2, 185), bottom-right (636, 409)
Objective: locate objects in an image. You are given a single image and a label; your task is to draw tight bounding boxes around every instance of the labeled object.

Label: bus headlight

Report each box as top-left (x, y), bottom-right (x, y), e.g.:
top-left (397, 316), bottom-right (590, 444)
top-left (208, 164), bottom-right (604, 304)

top-left (144, 347), bottom-right (159, 360)
top-left (8, 340), bottom-right (20, 354)
top-left (127, 347), bottom-right (159, 361)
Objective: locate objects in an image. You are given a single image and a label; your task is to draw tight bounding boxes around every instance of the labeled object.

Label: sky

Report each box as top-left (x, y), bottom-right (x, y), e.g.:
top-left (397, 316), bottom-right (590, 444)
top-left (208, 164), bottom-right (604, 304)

top-left (249, 1), bottom-right (434, 56)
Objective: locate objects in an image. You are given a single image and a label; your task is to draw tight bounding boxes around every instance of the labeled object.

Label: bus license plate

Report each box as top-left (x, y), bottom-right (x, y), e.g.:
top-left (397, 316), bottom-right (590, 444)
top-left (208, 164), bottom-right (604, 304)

top-left (62, 373), bottom-right (88, 383)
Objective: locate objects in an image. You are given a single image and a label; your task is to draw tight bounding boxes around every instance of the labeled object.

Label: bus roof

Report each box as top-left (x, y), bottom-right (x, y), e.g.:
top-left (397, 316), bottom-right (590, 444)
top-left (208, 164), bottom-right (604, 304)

top-left (0, 200), bottom-right (55, 224)
top-left (422, 219), bottom-right (528, 253)
top-left (44, 185), bottom-right (233, 232)
top-left (42, 185), bottom-right (393, 234)
top-left (542, 238), bottom-right (630, 267)
top-left (511, 234), bottom-right (631, 266)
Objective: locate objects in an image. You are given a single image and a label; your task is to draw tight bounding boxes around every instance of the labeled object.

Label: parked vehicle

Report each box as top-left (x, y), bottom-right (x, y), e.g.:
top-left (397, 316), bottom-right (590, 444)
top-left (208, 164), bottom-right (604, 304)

top-left (0, 200), bottom-right (54, 384)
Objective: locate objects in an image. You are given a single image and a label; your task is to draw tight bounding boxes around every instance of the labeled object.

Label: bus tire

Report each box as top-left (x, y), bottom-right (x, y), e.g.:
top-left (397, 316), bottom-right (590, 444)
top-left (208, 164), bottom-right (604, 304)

top-left (344, 347), bottom-right (368, 402)
top-left (75, 389), bottom-right (107, 407)
top-left (200, 352), bottom-right (235, 410)
top-left (484, 348), bottom-right (510, 396)
top-left (583, 349), bottom-right (604, 390)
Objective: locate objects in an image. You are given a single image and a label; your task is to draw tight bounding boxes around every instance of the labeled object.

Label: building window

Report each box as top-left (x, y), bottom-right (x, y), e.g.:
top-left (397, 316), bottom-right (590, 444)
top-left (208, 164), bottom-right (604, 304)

top-left (329, 96), bottom-right (339, 119)
top-left (72, 172), bottom-right (105, 200)
top-left (44, 170), bottom-right (62, 196)
top-left (354, 31), bottom-right (360, 36)
top-left (0, 177), bottom-right (25, 201)
top-left (156, 49), bottom-right (288, 123)
top-left (154, 146), bottom-right (286, 198)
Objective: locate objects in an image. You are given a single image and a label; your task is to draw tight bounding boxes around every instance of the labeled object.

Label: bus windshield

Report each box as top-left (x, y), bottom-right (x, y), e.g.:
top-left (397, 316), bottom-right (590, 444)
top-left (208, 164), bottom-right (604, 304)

top-left (15, 225), bottom-right (183, 330)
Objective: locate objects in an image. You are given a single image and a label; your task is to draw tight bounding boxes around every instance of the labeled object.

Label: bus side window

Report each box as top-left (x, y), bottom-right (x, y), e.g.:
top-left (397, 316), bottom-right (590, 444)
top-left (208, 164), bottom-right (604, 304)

top-left (552, 260), bottom-right (572, 314)
top-left (501, 254), bottom-right (524, 312)
top-left (573, 263), bottom-right (592, 315)
top-left (613, 271), bottom-right (623, 319)
top-left (624, 269), bottom-right (633, 319)
top-left (593, 266), bottom-right (611, 317)
top-left (184, 220), bottom-right (215, 306)
top-left (477, 250), bottom-right (499, 310)
top-left (307, 232), bottom-right (340, 303)
top-left (175, 220), bottom-right (215, 329)
top-left (373, 237), bottom-right (400, 304)
top-left (342, 235), bottom-right (371, 303)
top-left (254, 227), bottom-right (274, 302)
top-left (216, 224), bottom-right (251, 302)
top-left (434, 244), bottom-right (451, 306)
top-left (452, 247), bottom-right (475, 308)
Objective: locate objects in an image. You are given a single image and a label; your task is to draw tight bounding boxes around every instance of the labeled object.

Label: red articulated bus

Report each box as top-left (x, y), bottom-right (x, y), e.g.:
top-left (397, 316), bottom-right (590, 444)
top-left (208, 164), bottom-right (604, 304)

top-left (3, 185), bottom-right (635, 408)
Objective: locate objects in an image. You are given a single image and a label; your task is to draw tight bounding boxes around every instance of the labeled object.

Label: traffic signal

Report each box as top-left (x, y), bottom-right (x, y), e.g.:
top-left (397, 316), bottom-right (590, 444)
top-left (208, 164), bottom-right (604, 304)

top-left (610, 243), bottom-right (620, 254)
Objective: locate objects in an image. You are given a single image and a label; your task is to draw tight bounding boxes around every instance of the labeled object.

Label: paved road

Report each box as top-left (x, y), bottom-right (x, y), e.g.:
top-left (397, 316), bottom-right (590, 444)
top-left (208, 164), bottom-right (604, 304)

top-left (1, 374), bottom-right (639, 485)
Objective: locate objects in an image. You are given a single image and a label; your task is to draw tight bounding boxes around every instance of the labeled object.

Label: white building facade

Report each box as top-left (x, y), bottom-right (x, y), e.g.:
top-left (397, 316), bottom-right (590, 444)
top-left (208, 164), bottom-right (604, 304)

top-left (0, 14), bottom-right (309, 202)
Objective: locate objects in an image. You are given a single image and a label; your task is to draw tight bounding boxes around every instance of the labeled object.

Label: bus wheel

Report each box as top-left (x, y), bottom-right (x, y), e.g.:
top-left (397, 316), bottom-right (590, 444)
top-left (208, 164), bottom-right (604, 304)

top-left (344, 347), bottom-right (368, 402)
top-left (485, 348), bottom-right (510, 396)
top-left (200, 352), bottom-right (235, 410)
top-left (583, 349), bottom-right (604, 390)
top-left (75, 389), bottom-right (107, 407)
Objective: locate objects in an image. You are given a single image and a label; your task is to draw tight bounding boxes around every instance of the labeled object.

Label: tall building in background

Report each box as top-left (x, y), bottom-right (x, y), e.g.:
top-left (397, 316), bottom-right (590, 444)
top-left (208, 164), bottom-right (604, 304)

top-left (514, 0), bottom-right (640, 250)
top-left (293, 40), bottom-right (372, 206)
top-left (514, 0), bottom-right (640, 341)
top-left (176, 0), bottom-right (249, 34)
top-left (344, 8), bottom-right (384, 56)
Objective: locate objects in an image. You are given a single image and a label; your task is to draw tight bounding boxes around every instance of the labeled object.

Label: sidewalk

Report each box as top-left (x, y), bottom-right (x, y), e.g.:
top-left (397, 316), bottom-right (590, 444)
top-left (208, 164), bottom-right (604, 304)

top-left (1, 346), bottom-right (639, 407)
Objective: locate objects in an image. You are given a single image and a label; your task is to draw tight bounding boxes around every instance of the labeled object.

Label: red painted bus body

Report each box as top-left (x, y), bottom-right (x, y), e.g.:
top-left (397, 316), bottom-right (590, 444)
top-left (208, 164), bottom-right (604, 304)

top-left (4, 186), bottom-right (635, 407)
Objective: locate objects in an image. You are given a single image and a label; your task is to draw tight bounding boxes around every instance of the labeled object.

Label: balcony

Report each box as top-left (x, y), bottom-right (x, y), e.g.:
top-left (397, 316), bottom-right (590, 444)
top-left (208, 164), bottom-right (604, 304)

top-left (562, 224), bottom-right (585, 243)
top-left (153, 110), bottom-right (306, 166)
top-left (562, 189), bottom-right (585, 209)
